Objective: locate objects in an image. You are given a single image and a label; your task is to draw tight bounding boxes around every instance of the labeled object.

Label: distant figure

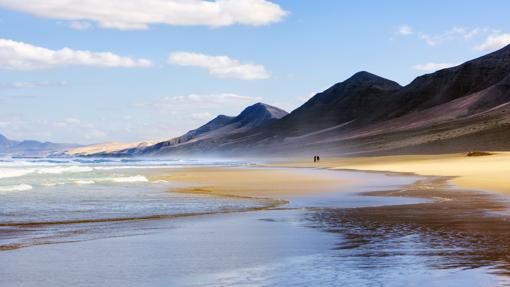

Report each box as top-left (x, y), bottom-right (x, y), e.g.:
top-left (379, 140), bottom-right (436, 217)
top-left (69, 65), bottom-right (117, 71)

top-left (313, 156), bottom-right (317, 163)
top-left (317, 155), bottom-right (320, 162)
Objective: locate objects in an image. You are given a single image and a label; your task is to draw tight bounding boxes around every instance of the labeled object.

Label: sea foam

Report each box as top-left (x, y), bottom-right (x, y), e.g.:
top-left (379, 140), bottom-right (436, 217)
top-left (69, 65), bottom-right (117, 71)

top-left (103, 175), bottom-right (149, 183)
top-left (0, 184), bottom-right (33, 192)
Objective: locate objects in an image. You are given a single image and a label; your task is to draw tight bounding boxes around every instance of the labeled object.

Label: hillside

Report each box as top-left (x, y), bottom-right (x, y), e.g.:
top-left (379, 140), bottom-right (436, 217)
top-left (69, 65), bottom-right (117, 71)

top-left (73, 44), bottom-right (510, 157)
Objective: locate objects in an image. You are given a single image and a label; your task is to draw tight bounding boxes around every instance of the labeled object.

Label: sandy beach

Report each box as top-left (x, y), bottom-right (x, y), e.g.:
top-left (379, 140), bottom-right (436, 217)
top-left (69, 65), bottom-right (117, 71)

top-left (152, 167), bottom-right (359, 198)
top-left (273, 152), bottom-right (510, 195)
top-left (3, 158), bottom-right (510, 286)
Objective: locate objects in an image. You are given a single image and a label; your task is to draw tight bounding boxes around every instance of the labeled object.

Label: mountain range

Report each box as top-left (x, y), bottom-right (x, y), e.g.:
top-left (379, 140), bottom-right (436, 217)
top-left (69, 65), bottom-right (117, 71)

top-left (15, 44), bottom-right (510, 157)
top-left (0, 133), bottom-right (78, 157)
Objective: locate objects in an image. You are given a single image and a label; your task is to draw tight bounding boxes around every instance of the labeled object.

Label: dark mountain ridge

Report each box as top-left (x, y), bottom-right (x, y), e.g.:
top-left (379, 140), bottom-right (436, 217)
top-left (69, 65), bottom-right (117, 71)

top-left (77, 44), bottom-right (510, 157)
top-left (265, 71), bottom-right (402, 136)
top-left (386, 44), bottom-right (510, 117)
top-left (102, 103), bottom-right (288, 156)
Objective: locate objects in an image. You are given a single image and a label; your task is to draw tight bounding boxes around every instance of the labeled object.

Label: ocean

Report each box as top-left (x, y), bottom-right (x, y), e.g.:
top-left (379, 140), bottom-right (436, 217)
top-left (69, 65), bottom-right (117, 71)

top-left (0, 157), bottom-right (267, 249)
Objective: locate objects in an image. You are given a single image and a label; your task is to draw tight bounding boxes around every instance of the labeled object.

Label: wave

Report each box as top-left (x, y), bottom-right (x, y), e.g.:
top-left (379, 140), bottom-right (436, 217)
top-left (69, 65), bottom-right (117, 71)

top-left (0, 184), bottom-right (33, 192)
top-left (74, 180), bottom-right (96, 185)
top-left (35, 166), bottom-right (94, 175)
top-left (0, 199), bottom-right (283, 227)
top-left (34, 176), bottom-right (152, 187)
top-left (0, 166), bottom-right (94, 179)
top-left (0, 169), bottom-right (33, 179)
top-left (93, 165), bottom-right (175, 171)
top-left (102, 175), bottom-right (149, 183)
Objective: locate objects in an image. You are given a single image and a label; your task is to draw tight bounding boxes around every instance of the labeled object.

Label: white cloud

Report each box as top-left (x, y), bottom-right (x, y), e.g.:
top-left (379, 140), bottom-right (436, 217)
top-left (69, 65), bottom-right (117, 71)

top-left (141, 93), bottom-right (262, 109)
top-left (475, 34), bottom-right (510, 52)
top-left (132, 93), bottom-right (264, 138)
top-left (404, 27), bottom-right (494, 47)
top-left (0, 38), bottom-right (152, 70)
top-left (169, 52), bottom-right (270, 80)
top-left (0, 81), bottom-right (67, 90)
top-left (398, 25), bottom-right (413, 36)
top-left (191, 112), bottom-right (213, 121)
top-left (68, 21), bottom-right (92, 30)
top-left (412, 62), bottom-right (458, 72)
top-left (0, 114), bottom-right (107, 143)
top-left (0, 0), bottom-right (287, 30)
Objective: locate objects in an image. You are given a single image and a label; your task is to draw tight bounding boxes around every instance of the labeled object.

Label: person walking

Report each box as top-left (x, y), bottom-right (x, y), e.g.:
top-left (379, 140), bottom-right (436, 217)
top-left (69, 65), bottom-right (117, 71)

top-left (314, 156), bottom-right (317, 163)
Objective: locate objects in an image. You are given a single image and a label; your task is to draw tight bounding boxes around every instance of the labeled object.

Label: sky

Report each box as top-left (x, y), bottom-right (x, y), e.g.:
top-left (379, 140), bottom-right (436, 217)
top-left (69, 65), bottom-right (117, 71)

top-left (1, 0), bottom-right (510, 144)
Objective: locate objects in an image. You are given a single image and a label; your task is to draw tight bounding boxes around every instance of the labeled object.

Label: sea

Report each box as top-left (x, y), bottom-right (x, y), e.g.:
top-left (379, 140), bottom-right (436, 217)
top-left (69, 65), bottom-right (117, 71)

top-left (0, 157), bottom-right (267, 249)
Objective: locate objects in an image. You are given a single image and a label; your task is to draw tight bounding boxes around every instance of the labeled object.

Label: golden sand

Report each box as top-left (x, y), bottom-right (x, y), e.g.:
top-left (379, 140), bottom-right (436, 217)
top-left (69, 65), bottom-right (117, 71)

top-left (274, 152), bottom-right (510, 194)
top-left (152, 167), bottom-right (357, 199)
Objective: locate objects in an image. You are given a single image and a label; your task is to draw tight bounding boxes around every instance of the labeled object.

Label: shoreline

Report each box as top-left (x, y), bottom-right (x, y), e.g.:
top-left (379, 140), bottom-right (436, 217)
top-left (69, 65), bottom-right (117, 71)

top-left (0, 166), bottom-right (422, 251)
top-left (159, 163), bottom-right (510, 274)
top-left (270, 152), bottom-right (510, 195)
top-left (3, 161), bottom-right (510, 285)
top-left (3, 158), bottom-right (509, 254)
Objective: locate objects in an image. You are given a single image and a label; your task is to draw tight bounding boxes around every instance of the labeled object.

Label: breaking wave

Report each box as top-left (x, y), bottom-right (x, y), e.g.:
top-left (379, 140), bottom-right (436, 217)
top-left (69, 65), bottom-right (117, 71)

top-left (0, 184), bottom-right (33, 192)
top-left (102, 175), bottom-right (149, 183)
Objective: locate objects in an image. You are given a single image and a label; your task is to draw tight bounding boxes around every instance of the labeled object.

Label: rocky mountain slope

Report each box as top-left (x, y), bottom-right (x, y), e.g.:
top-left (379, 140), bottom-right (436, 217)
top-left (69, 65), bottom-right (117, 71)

top-left (75, 44), bottom-right (510, 157)
top-left (94, 103), bottom-right (288, 156)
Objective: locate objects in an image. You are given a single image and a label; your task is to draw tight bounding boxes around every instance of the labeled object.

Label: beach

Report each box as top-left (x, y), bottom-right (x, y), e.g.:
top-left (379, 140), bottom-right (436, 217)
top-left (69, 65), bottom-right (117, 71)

top-left (275, 152), bottom-right (510, 194)
top-left (2, 157), bottom-right (510, 286)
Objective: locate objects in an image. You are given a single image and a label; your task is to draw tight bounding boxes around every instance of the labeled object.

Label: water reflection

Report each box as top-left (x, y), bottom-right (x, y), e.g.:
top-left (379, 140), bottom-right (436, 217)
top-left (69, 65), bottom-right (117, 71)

top-left (309, 177), bottom-right (510, 280)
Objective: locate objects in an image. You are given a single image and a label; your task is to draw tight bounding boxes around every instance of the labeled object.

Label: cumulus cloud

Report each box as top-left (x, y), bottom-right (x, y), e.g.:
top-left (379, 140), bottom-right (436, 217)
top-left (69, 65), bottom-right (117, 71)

top-left (398, 25), bottom-right (413, 36)
top-left (412, 62), bottom-right (458, 72)
top-left (475, 34), bottom-right (510, 52)
top-left (169, 52), bottom-right (270, 80)
top-left (0, 0), bottom-right (287, 30)
top-left (0, 38), bottom-right (152, 70)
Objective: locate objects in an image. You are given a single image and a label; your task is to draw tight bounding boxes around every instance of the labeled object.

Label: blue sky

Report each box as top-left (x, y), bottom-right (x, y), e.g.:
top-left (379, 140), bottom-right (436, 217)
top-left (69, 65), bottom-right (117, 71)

top-left (1, 0), bottom-right (510, 144)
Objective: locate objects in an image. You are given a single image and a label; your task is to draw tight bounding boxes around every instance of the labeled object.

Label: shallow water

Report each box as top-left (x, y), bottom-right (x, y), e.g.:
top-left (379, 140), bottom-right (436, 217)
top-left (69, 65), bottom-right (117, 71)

top-left (0, 157), bottom-right (267, 249)
top-left (1, 158), bottom-right (509, 286)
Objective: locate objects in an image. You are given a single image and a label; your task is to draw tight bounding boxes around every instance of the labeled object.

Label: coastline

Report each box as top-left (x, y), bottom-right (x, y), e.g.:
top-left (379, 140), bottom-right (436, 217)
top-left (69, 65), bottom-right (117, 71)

top-left (3, 161), bottom-right (510, 285)
top-left (0, 163), bottom-right (510, 286)
top-left (270, 152), bottom-right (510, 195)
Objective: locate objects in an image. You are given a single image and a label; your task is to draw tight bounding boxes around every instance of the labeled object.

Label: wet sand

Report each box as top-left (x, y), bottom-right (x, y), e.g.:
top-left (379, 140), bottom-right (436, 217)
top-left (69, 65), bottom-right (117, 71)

top-left (152, 166), bottom-right (359, 198)
top-left (310, 176), bottom-right (510, 276)
top-left (274, 152), bottom-right (510, 194)
top-left (3, 163), bottom-right (510, 285)
top-left (159, 164), bottom-right (510, 277)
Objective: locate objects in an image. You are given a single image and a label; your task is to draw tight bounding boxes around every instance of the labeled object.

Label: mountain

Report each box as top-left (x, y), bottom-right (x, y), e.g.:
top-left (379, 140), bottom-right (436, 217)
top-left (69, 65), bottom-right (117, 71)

top-left (0, 133), bottom-right (79, 156)
top-left (246, 44), bottom-right (510, 155)
top-left (0, 133), bottom-right (16, 147)
top-left (94, 102), bottom-right (288, 156)
top-left (65, 141), bottom-right (158, 156)
top-left (385, 44), bottom-right (510, 117)
top-left (264, 71), bottom-right (402, 136)
top-left (80, 44), bottom-right (510, 157)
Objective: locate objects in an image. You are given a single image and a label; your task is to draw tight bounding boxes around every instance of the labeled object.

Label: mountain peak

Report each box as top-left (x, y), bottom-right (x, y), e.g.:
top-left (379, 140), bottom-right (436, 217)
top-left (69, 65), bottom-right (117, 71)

top-left (342, 71), bottom-right (402, 90)
top-left (234, 102), bottom-right (288, 128)
top-left (0, 133), bottom-right (11, 145)
top-left (242, 102), bottom-right (288, 117)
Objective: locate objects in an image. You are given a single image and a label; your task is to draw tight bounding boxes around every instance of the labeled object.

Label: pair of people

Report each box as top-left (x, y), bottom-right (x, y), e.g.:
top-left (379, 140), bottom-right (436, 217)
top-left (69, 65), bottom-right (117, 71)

top-left (313, 155), bottom-right (321, 163)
